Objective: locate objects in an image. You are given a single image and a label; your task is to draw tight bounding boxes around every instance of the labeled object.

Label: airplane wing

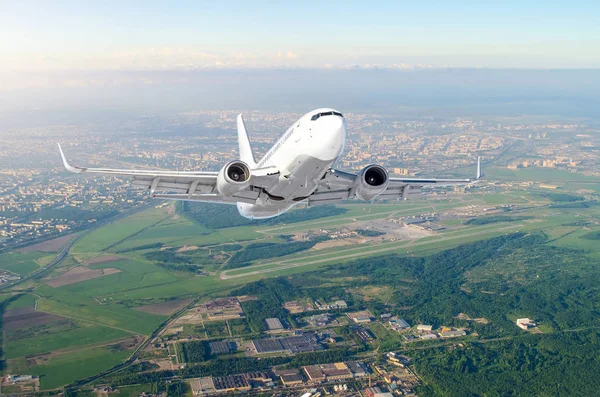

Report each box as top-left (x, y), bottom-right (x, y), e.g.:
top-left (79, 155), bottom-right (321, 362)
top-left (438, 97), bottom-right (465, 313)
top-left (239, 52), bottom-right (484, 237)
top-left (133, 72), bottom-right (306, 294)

top-left (57, 144), bottom-right (278, 205)
top-left (309, 157), bottom-right (482, 206)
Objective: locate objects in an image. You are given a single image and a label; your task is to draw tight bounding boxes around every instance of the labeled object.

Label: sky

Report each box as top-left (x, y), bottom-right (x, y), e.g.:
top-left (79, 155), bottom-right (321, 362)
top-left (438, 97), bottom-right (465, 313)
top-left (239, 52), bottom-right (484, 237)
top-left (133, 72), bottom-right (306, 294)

top-left (2, 0), bottom-right (599, 72)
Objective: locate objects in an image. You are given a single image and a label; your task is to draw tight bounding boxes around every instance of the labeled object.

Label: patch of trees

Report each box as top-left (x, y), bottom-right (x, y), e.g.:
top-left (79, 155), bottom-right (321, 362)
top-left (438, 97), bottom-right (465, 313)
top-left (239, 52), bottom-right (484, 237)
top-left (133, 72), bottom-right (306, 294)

top-left (465, 215), bottom-right (533, 225)
top-left (156, 263), bottom-right (203, 274)
top-left (181, 202), bottom-right (346, 229)
top-left (218, 244), bottom-right (243, 252)
top-left (582, 231), bottom-right (600, 240)
top-left (144, 249), bottom-right (190, 264)
top-left (541, 192), bottom-right (585, 202)
top-left (166, 382), bottom-right (189, 397)
top-left (143, 249), bottom-right (204, 273)
top-left (226, 238), bottom-right (327, 268)
top-left (240, 296), bottom-right (290, 333)
top-left (356, 229), bottom-right (385, 237)
top-left (180, 341), bottom-right (211, 362)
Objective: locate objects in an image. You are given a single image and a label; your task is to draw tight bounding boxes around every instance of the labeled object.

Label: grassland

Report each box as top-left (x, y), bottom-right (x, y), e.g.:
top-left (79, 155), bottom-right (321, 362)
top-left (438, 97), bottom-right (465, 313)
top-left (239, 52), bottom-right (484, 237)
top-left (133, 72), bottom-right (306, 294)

top-left (36, 285), bottom-right (164, 335)
top-left (27, 346), bottom-right (131, 389)
top-left (4, 323), bottom-right (129, 359)
top-left (71, 207), bottom-right (171, 254)
top-left (0, 251), bottom-right (44, 276)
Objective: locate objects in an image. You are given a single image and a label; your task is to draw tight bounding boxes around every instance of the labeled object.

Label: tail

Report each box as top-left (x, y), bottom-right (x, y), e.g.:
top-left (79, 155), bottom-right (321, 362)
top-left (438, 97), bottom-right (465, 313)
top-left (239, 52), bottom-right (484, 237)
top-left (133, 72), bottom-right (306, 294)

top-left (237, 114), bottom-right (256, 168)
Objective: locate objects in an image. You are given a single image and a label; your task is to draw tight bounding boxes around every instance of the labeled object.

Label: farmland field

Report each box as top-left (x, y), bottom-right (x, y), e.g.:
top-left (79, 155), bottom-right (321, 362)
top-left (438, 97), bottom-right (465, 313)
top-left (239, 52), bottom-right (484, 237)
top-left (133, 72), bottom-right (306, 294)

top-left (27, 346), bottom-right (131, 389)
top-left (4, 322), bottom-right (130, 359)
top-left (0, 251), bottom-right (45, 276)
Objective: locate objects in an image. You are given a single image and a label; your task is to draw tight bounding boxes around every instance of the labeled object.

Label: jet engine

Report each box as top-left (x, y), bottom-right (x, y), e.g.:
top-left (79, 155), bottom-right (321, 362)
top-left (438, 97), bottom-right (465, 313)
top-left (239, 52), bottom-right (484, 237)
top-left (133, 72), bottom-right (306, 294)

top-left (354, 165), bottom-right (389, 201)
top-left (217, 161), bottom-right (251, 196)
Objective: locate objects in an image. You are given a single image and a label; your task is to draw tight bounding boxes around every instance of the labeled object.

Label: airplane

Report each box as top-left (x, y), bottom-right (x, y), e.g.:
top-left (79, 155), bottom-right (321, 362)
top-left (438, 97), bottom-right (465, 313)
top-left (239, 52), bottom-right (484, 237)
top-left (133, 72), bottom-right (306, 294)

top-left (58, 108), bottom-right (482, 219)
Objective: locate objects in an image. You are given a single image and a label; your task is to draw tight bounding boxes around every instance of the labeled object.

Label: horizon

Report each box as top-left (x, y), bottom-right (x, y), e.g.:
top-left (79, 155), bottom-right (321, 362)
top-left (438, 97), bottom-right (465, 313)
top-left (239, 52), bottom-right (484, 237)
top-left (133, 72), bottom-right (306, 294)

top-left (3, 1), bottom-right (599, 72)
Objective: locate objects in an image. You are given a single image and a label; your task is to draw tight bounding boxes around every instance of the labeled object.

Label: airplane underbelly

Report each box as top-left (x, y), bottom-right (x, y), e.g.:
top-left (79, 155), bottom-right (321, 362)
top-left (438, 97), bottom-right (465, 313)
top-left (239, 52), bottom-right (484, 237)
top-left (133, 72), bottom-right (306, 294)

top-left (236, 201), bottom-right (296, 219)
top-left (267, 154), bottom-right (333, 198)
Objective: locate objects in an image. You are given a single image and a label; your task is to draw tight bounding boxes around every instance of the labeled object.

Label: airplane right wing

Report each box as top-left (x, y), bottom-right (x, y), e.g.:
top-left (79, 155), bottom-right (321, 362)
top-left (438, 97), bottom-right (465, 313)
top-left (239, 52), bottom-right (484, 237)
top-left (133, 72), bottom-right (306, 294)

top-left (309, 157), bottom-right (482, 205)
top-left (58, 144), bottom-right (279, 205)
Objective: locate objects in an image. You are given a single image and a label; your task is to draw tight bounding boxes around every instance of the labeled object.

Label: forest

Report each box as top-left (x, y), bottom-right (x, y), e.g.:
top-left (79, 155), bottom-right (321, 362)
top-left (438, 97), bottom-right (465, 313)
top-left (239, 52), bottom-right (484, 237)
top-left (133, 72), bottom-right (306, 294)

top-left (414, 330), bottom-right (600, 396)
top-left (310, 232), bottom-right (600, 336)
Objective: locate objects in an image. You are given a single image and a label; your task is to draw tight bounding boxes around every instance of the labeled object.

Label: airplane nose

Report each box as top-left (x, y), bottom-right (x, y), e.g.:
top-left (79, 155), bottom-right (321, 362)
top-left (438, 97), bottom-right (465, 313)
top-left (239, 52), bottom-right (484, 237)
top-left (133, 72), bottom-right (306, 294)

top-left (314, 115), bottom-right (346, 160)
top-left (319, 116), bottom-right (345, 141)
top-left (321, 115), bottom-right (344, 131)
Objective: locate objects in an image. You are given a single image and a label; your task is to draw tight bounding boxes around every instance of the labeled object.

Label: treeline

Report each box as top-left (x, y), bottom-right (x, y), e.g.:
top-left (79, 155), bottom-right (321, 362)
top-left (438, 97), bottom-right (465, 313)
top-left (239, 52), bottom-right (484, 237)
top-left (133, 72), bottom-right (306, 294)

top-left (227, 238), bottom-right (326, 268)
top-left (550, 200), bottom-right (598, 209)
top-left (144, 249), bottom-right (204, 273)
top-left (181, 202), bottom-right (346, 229)
top-left (182, 349), bottom-right (352, 375)
top-left (105, 349), bottom-right (352, 387)
top-left (157, 263), bottom-right (202, 273)
top-left (465, 215), bottom-right (533, 225)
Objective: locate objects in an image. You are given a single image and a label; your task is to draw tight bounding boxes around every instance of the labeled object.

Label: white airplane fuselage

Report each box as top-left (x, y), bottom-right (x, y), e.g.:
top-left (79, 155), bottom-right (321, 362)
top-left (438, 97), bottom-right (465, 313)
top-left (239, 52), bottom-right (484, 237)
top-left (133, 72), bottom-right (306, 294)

top-left (237, 108), bottom-right (346, 219)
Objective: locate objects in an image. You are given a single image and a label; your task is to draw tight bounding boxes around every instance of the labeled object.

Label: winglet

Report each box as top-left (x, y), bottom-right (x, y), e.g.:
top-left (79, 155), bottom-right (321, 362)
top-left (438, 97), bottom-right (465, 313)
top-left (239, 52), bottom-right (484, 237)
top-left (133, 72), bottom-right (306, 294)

top-left (476, 156), bottom-right (481, 180)
top-left (57, 143), bottom-right (83, 173)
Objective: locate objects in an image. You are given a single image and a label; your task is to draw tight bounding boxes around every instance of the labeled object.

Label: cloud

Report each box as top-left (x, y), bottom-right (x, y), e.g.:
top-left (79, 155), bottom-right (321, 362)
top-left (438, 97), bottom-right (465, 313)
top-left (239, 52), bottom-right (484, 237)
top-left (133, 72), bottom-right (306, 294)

top-left (273, 51), bottom-right (298, 60)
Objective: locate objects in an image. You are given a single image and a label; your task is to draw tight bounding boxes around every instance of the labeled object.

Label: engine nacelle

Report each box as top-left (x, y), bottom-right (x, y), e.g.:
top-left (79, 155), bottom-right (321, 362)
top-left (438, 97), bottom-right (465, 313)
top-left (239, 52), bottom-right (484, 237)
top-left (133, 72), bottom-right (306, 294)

top-left (217, 161), bottom-right (251, 196)
top-left (354, 165), bottom-right (389, 201)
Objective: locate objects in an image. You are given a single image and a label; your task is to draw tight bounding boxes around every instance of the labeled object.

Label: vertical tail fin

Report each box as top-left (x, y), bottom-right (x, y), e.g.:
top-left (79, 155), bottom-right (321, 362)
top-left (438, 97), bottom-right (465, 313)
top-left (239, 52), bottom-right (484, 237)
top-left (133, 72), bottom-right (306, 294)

top-left (237, 114), bottom-right (256, 168)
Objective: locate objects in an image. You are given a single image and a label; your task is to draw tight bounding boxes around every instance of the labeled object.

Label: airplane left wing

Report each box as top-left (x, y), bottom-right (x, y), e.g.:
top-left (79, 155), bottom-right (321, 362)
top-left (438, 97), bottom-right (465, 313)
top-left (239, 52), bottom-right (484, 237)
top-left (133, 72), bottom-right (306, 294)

top-left (309, 157), bottom-right (482, 205)
top-left (58, 144), bottom-right (278, 204)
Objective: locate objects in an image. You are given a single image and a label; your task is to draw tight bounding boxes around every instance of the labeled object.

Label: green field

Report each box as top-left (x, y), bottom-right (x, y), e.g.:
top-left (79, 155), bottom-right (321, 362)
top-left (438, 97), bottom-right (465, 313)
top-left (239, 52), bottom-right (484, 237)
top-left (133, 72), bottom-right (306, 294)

top-left (0, 251), bottom-right (44, 276)
top-left (28, 346), bottom-right (131, 389)
top-left (72, 207), bottom-right (170, 254)
top-left (6, 293), bottom-right (37, 309)
top-left (4, 323), bottom-right (129, 359)
top-left (36, 285), bottom-right (164, 335)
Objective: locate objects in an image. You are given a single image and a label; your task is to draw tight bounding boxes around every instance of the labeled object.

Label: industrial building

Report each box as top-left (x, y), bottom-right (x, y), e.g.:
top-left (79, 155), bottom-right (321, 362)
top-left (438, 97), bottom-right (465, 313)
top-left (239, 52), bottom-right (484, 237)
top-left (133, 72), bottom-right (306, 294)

top-left (208, 341), bottom-right (237, 355)
top-left (252, 333), bottom-right (324, 354)
top-left (265, 317), bottom-right (284, 331)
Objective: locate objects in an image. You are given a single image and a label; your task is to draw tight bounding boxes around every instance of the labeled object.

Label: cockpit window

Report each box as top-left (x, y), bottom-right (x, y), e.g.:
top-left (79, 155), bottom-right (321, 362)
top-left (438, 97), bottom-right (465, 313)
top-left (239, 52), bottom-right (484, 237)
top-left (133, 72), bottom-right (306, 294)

top-left (311, 111), bottom-right (344, 121)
